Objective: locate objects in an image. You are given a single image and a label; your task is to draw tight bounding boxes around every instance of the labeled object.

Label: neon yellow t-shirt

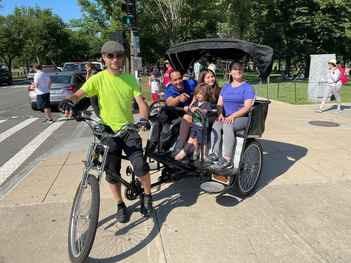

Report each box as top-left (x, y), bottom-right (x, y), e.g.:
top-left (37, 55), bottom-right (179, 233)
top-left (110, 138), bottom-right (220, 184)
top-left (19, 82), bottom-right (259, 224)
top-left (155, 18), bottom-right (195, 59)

top-left (81, 70), bottom-right (141, 132)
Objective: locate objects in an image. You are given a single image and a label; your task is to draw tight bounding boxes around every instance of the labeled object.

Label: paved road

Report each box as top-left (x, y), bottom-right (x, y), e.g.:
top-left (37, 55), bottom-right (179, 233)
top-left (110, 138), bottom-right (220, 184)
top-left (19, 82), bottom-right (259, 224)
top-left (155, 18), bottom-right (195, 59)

top-left (0, 85), bottom-right (90, 196)
top-left (1, 100), bottom-right (351, 262)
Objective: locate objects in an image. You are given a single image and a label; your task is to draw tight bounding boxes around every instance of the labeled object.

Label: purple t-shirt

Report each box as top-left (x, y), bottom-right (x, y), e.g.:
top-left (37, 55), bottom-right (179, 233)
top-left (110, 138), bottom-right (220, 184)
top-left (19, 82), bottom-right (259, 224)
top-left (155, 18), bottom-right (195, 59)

top-left (220, 82), bottom-right (255, 116)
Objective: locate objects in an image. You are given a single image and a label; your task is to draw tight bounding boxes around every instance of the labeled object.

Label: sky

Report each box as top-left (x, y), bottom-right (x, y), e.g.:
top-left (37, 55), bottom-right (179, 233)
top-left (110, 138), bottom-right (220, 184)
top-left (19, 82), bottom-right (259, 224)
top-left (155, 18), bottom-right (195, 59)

top-left (0, 0), bottom-right (83, 22)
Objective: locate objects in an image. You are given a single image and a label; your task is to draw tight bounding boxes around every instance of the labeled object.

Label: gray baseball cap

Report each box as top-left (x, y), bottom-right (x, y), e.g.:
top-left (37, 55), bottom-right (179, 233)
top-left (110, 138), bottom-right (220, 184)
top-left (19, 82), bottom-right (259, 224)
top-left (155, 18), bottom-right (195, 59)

top-left (101, 40), bottom-right (125, 54)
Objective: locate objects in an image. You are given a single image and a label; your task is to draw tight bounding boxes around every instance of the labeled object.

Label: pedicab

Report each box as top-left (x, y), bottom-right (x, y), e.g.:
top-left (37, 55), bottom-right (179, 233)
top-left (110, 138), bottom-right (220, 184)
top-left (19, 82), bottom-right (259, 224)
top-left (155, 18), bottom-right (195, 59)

top-left (66, 38), bottom-right (273, 263)
top-left (147, 38), bottom-right (273, 194)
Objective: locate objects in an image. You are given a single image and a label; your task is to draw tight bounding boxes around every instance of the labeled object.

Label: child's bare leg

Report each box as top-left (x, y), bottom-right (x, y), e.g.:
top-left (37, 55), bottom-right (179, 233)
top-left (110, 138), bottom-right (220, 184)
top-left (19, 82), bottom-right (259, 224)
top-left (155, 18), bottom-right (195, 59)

top-left (175, 137), bottom-right (197, 160)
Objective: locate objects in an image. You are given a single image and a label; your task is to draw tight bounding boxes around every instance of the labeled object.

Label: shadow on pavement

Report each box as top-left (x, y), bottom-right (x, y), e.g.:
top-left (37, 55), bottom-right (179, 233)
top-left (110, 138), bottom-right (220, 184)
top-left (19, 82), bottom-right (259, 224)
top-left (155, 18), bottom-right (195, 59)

top-left (257, 139), bottom-right (308, 189)
top-left (215, 139), bottom-right (308, 207)
top-left (87, 177), bottom-right (202, 262)
top-left (87, 140), bottom-right (307, 261)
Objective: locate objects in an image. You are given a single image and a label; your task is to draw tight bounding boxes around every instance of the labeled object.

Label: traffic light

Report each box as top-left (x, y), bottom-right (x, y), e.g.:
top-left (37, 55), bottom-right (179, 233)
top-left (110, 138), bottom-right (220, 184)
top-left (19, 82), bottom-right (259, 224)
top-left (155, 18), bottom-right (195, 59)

top-left (122, 0), bottom-right (136, 28)
top-left (122, 15), bottom-right (134, 27)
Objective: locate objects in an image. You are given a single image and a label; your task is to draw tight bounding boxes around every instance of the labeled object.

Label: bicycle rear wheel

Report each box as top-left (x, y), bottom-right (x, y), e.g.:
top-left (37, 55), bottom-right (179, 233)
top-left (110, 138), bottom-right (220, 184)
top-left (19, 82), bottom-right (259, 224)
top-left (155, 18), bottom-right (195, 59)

top-left (236, 140), bottom-right (263, 197)
top-left (68, 174), bottom-right (100, 263)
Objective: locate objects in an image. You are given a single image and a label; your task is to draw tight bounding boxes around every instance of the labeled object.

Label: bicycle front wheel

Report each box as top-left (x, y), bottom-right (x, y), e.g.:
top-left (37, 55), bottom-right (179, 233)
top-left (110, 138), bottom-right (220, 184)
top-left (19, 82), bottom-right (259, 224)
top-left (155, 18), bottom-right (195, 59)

top-left (68, 174), bottom-right (100, 263)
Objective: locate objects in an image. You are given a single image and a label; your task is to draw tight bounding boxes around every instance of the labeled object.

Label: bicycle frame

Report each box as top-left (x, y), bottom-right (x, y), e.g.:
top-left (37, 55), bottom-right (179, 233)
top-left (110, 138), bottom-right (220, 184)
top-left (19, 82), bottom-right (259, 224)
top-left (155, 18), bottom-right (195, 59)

top-left (82, 142), bottom-right (110, 184)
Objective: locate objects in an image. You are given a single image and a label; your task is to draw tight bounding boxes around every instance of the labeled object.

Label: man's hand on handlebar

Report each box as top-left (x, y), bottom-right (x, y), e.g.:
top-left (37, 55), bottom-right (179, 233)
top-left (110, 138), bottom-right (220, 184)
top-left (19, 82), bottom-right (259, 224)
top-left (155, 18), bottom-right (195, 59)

top-left (59, 99), bottom-right (84, 121)
top-left (137, 118), bottom-right (150, 130)
top-left (59, 99), bottom-right (75, 112)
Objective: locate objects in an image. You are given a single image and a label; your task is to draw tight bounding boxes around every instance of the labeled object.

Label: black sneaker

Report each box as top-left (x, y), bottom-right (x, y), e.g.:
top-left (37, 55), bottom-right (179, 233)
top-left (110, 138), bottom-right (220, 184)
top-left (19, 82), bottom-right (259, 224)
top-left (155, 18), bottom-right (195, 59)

top-left (116, 202), bottom-right (129, 223)
top-left (211, 158), bottom-right (233, 170)
top-left (140, 194), bottom-right (154, 217)
top-left (206, 153), bottom-right (219, 163)
top-left (203, 153), bottom-right (219, 166)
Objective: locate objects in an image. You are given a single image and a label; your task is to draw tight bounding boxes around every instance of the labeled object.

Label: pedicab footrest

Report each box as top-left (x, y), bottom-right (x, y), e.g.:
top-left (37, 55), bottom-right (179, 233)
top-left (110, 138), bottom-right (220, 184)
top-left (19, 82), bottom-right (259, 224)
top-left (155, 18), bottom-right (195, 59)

top-left (211, 174), bottom-right (231, 185)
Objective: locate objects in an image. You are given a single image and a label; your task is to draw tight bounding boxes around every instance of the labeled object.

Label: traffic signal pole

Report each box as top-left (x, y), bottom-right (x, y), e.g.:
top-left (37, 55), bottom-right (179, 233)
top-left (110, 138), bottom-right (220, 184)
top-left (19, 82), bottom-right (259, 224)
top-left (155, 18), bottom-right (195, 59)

top-left (124, 0), bottom-right (137, 74)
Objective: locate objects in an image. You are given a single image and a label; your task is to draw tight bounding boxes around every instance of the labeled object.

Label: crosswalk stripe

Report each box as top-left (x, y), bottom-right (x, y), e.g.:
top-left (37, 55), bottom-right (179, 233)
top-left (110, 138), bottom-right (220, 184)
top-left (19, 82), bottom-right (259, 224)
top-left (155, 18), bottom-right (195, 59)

top-left (0, 121), bottom-right (65, 186)
top-left (0, 118), bottom-right (38, 144)
top-left (0, 120), bottom-right (6, 125)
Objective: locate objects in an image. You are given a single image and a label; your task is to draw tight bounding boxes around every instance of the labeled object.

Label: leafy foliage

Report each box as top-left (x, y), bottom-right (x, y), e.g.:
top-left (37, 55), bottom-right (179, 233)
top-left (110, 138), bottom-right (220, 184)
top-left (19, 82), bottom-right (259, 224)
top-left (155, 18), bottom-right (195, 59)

top-left (1, 0), bottom-right (351, 72)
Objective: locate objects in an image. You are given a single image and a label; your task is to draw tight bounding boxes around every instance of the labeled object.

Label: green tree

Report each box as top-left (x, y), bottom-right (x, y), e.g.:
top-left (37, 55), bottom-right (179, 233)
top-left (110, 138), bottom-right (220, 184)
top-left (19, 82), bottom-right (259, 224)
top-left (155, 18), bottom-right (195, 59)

top-left (18, 7), bottom-right (70, 65)
top-left (0, 7), bottom-right (74, 72)
top-left (217, 0), bottom-right (253, 39)
top-left (67, 18), bottom-right (104, 59)
top-left (78, 0), bottom-right (223, 64)
top-left (77, 0), bottom-right (124, 39)
top-left (0, 12), bottom-right (27, 78)
top-left (251, 0), bottom-right (351, 76)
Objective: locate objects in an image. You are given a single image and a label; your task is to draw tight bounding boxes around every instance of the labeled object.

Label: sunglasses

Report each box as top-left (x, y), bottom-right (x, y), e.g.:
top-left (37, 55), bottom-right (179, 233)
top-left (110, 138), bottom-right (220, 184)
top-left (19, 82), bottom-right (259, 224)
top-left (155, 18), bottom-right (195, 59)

top-left (105, 53), bottom-right (124, 59)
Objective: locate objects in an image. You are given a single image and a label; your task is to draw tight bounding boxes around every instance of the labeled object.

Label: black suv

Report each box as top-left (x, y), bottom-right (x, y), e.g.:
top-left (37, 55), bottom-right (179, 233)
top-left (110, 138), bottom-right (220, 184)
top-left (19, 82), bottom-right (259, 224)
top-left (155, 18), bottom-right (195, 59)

top-left (0, 65), bottom-right (11, 85)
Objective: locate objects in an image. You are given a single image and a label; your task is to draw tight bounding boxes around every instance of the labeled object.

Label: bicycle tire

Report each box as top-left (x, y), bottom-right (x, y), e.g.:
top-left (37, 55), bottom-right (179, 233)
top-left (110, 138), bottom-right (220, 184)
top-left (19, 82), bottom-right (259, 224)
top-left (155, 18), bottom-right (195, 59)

top-left (68, 174), bottom-right (100, 263)
top-left (236, 140), bottom-right (263, 197)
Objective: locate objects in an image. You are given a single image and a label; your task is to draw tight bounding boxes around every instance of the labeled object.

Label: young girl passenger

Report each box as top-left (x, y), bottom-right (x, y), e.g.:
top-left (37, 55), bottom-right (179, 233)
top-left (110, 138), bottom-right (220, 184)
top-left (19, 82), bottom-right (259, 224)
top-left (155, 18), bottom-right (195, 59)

top-left (175, 83), bottom-right (212, 160)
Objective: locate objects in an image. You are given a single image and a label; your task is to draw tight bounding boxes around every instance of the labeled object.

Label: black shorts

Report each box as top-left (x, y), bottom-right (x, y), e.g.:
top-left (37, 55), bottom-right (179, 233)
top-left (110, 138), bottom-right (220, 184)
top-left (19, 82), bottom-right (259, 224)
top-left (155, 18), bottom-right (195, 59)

top-left (190, 124), bottom-right (207, 144)
top-left (103, 129), bottom-right (149, 184)
top-left (36, 93), bottom-right (50, 109)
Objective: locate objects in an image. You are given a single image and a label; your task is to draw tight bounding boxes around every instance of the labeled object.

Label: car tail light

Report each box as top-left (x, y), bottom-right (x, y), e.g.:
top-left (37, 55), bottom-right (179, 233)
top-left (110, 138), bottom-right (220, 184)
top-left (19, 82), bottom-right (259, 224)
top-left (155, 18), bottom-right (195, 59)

top-left (67, 85), bottom-right (76, 92)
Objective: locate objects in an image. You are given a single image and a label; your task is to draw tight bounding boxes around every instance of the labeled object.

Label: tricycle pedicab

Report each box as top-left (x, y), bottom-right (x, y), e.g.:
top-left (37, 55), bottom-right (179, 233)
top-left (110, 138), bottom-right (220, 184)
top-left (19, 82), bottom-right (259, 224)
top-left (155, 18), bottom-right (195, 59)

top-left (67, 38), bottom-right (273, 263)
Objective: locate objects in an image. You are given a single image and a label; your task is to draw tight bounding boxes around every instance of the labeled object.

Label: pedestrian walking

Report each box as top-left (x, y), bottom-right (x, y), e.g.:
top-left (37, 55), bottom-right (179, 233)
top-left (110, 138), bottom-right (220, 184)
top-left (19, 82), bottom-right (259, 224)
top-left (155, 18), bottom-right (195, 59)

top-left (33, 64), bottom-right (54, 123)
top-left (317, 59), bottom-right (343, 113)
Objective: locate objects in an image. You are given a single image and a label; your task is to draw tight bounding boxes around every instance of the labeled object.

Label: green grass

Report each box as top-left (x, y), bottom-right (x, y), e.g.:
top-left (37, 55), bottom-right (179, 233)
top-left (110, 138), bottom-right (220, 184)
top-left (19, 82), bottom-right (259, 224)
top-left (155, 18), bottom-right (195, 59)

top-left (254, 81), bottom-right (351, 104)
top-left (220, 74), bottom-right (351, 104)
top-left (254, 81), bottom-right (311, 104)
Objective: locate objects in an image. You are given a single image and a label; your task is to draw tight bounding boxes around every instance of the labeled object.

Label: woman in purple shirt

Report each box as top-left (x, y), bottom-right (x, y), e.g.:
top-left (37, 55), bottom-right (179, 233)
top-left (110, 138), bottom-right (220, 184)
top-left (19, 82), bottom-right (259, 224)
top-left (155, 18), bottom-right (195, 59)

top-left (208, 62), bottom-right (255, 170)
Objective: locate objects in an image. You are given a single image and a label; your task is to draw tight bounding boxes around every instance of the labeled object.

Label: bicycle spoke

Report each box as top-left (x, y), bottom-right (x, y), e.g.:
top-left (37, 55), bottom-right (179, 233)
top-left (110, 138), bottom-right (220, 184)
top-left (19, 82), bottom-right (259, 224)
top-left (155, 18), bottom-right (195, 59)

top-left (239, 143), bottom-right (262, 193)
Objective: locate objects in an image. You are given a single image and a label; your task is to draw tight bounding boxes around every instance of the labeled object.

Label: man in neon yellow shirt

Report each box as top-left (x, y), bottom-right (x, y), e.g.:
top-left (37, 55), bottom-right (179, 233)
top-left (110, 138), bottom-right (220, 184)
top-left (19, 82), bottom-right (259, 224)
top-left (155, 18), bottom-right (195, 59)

top-left (63, 41), bottom-right (152, 222)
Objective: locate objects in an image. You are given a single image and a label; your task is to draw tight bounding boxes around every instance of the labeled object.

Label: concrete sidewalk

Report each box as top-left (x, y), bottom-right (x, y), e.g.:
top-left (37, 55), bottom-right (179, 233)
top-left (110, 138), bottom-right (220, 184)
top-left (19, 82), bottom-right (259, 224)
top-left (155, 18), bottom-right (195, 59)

top-left (1, 101), bottom-right (351, 263)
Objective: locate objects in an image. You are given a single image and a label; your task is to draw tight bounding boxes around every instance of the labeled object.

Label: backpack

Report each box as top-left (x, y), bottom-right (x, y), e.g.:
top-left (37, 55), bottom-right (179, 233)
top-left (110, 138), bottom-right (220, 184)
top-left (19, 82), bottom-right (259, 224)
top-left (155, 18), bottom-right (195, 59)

top-left (338, 66), bottom-right (349, 85)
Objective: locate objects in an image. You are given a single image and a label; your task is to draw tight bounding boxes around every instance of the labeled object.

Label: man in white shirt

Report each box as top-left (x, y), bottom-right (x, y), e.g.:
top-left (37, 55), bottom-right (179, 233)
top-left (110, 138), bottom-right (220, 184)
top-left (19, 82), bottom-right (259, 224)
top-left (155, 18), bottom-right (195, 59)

top-left (33, 64), bottom-right (54, 122)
